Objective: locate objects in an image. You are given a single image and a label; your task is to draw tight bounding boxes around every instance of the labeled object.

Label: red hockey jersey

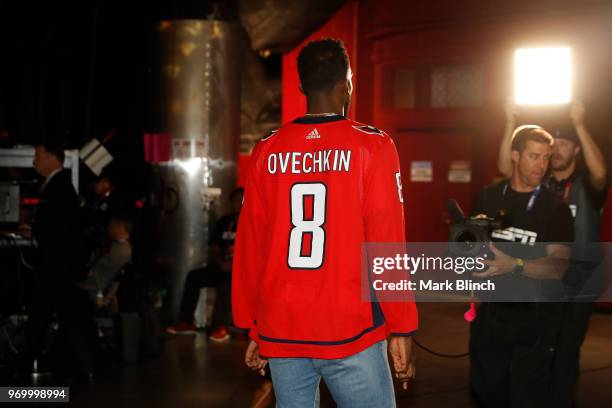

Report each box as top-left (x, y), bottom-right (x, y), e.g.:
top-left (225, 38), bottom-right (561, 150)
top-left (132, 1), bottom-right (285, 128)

top-left (232, 114), bottom-right (418, 359)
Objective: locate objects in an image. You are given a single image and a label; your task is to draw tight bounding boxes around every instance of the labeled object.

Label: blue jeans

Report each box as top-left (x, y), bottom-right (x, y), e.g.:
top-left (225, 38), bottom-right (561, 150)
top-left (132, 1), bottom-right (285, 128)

top-left (268, 340), bottom-right (396, 408)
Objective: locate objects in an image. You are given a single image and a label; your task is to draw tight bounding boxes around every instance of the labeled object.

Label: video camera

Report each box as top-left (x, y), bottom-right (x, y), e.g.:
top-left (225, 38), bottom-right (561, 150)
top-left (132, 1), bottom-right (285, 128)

top-left (447, 199), bottom-right (504, 257)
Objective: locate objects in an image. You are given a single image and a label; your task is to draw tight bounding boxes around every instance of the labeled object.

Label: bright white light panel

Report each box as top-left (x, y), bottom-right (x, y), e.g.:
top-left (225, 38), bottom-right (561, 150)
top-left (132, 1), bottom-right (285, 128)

top-left (514, 47), bottom-right (572, 105)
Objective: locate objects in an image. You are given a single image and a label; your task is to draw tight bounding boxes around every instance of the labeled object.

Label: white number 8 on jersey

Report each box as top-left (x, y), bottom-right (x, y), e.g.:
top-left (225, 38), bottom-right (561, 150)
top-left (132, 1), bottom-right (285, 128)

top-left (288, 183), bottom-right (327, 269)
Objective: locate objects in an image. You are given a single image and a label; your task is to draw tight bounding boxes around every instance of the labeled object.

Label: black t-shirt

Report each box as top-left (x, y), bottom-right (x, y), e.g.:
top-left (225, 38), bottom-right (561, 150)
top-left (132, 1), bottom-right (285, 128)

top-left (471, 181), bottom-right (574, 302)
top-left (210, 213), bottom-right (239, 262)
top-left (545, 170), bottom-right (608, 213)
top-left (545, 171), bottom-right (607, 298)
top-left (472, 181), bottom-right (574, 249)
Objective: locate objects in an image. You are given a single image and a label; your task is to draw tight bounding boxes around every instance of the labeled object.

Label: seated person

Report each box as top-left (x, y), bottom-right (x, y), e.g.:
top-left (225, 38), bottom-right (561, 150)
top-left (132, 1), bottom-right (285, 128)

top-left (79, 215), bottom-right (133, 309)
top-left (79, 172), bottom-right (127, 262)
top-left (167, 188), bottom-right (243, 340)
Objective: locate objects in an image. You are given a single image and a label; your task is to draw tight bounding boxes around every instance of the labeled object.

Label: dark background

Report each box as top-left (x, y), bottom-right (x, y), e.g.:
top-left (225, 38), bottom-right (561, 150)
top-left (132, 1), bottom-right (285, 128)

top-left (0, 0), bottom-right (282, 195)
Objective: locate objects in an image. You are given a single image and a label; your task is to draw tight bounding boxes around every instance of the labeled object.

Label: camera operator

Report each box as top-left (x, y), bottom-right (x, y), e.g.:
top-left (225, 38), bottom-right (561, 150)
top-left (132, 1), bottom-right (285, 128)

top-left (498, 100), bottom-right (608, 407)
top-left (470, 126), bottom-right (574, 407)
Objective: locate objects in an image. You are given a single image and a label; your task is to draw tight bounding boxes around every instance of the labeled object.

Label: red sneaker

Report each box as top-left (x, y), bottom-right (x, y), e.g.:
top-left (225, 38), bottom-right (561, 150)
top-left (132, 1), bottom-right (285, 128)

top-left (166, 322), bottom-right (197, 335)
top-left (209, 325), bottom-right (230, 342)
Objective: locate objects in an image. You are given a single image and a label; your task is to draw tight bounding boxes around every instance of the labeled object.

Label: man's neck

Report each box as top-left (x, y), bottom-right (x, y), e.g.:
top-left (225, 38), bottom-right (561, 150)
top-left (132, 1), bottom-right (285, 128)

top-left (45, 166), bottom-right (62, 181)
top-left (551, 161), bottom-right (576, 182)
top-left (306, 96), bottom-right (343, 116)
top-left (510, 173), bottom-right (537, 193)
top-left (40, 166), bottom-right (62, 191)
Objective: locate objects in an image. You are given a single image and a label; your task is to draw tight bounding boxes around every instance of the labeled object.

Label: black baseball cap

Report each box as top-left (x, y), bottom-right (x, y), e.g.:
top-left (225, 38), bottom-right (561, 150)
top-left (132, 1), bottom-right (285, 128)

top-left (554, 124), bottom-right (579, 144)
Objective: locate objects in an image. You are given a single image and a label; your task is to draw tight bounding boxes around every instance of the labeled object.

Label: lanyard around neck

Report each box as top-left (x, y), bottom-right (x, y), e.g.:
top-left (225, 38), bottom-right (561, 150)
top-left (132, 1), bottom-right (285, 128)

top-left (503, 182), bottom-right (541, 212)
top-left (562, 181), bottom-right (573, 203)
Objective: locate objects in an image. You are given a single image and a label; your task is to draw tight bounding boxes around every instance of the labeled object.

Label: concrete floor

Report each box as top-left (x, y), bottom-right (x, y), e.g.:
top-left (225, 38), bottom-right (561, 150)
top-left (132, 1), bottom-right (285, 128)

top-left (398, 303), bottom-right (612, 408)
top-left (17, 303), bottom-right (612, 407)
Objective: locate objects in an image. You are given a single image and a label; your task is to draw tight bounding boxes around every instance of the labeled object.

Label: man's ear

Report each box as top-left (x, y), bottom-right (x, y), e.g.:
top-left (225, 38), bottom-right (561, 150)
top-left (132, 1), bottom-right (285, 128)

top-left (346, 74), bottom-right (353, 96)
top-left (345, 79), bottom-right (352, 98)
top-left (574, 144), bottom-right (581, 158)
top-left (511, 149), bottom-right (520, 164)
top-left (337, 80), bottom-right (351, 102)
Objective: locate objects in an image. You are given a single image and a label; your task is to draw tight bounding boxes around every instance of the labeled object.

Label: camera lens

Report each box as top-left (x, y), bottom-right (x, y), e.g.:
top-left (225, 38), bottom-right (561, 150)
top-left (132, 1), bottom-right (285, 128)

top-left (456, 230), bottom-right (477, 247)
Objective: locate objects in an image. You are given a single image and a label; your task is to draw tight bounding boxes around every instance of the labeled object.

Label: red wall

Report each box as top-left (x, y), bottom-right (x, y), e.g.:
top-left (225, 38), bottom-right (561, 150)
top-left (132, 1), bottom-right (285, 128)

top-left (278, 0), bottom-right (611, 241)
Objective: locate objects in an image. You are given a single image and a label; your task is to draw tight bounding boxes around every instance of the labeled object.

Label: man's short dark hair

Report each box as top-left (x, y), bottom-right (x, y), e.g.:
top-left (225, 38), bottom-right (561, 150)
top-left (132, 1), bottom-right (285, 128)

top-left (37, 141), bottom-right (65, 164)
top-left (511, 125), bottom-right (554, 153)
top-left (297, 38), bottom-right (349, 95)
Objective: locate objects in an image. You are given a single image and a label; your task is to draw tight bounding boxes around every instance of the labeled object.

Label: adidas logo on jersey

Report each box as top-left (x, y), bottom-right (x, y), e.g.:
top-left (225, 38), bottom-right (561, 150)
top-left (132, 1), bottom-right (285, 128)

top-left (306, 128), bottom-right (321, 139)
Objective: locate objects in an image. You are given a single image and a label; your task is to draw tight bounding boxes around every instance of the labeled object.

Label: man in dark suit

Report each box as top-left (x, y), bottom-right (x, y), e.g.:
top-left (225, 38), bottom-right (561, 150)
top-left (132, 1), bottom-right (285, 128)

top-left (23, 142), bottom-right (94, 376)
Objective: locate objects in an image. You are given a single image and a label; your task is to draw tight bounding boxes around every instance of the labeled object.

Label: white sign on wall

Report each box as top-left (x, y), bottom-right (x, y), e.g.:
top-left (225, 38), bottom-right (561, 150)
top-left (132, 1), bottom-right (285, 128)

top-left (448, 160), bottom-right (472, 183)
top-left (410, 161), bottom-right (433, 182)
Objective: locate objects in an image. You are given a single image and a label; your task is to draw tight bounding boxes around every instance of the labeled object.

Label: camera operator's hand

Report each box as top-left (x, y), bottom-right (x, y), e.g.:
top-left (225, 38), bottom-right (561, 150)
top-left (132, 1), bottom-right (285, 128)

top-left (388, 336), bottom-right (416, 390)
top-left (474, 242), bottom-right (515, 278)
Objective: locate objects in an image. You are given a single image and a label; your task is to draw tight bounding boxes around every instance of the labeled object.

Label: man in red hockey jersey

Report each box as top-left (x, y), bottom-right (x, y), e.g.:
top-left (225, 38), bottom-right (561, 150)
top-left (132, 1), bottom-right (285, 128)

top-left (232, 38), bottom-right (418, 407)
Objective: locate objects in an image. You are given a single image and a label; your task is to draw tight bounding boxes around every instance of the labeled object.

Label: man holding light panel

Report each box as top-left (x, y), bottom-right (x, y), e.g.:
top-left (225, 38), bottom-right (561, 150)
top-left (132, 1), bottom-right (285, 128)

top-left (497, 46), bottom-right (608, 408)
